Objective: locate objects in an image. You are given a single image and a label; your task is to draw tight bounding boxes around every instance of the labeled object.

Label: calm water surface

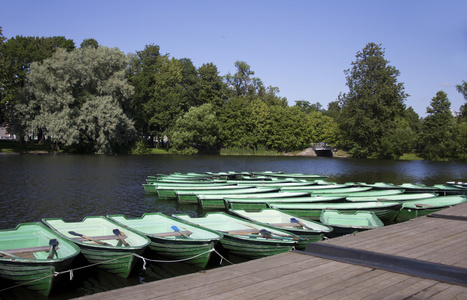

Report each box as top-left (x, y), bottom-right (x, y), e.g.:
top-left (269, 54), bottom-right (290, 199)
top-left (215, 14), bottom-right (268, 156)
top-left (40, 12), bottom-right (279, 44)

top-left (0, 154), bottom-right (466, 299)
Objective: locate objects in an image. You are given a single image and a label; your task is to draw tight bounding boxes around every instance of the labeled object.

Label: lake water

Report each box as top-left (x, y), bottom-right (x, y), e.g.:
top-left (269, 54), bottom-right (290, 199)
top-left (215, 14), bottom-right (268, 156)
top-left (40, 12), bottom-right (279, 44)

top-left (0, 154), bottom-right (466, 299)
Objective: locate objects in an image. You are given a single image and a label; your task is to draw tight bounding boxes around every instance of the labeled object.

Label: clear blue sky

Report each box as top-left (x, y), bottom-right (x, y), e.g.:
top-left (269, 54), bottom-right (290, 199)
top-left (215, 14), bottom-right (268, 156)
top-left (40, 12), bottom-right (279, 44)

top-left (2, 0), bottom-right (466, 116)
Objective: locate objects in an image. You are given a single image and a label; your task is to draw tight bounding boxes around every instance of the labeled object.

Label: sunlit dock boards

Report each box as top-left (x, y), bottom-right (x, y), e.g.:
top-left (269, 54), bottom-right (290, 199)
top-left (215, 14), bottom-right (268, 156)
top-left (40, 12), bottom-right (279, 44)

top-left (78, 203), bottom-right (467, 299)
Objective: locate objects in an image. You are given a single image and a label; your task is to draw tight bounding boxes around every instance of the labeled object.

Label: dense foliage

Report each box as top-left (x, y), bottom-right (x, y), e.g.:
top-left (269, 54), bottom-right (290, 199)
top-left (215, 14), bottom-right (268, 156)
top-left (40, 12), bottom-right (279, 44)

top-left (14, 47), bottom-right (136, 154)
top-left (0, 28), bottom-right (466, 160)
top-left (339, 43), bottom-right (408, 159)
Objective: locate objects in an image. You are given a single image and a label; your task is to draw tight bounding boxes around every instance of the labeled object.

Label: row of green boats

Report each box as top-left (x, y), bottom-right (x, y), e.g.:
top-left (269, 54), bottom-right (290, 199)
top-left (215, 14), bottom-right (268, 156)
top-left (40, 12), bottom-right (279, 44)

top-left (144, 171), bottom-right (467, 223)
top-left (0, 208), bottom-right (344, 296)
top-left (1, 171), bottom-right (466, 296)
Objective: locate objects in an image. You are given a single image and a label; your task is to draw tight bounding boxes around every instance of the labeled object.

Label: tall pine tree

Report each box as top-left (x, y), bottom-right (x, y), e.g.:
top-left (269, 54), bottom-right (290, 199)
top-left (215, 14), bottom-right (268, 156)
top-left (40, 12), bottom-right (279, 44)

top-left (339, 43), bottom-right (408, 159)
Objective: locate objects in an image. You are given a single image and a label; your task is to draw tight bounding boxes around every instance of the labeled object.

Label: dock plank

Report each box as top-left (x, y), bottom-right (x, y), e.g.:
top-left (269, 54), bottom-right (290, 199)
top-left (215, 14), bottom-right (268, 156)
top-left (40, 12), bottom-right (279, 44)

top-left (78, 202), bottom-right (467, 300)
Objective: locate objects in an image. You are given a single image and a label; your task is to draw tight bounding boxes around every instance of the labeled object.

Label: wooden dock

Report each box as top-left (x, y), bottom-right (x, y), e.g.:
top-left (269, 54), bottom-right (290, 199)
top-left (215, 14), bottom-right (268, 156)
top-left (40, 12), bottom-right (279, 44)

top-left (79, 203), bottom-right (467, 299)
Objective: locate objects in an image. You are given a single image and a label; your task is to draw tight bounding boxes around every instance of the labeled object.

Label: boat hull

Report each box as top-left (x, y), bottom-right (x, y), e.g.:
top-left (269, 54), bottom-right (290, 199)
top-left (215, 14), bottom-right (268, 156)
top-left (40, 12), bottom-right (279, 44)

top-left (228, 209), bottom-right (333, 250)
top-left (108, 213), bottom-right (222, 269)
top-left (394, 195), bottom-right (467, 222)
top-left (0, 222), bottom-right (80, 296)
top-left (225, 196), bottom-right (345, 211)
top-left (218, 235), bottom-right (295, 258)
top-left (173, 213), bottom-right (297, 259)
top-left (319, 210), bottom-right (384, 238)
top-left (42, 216), bottom-right (151, 278)
top-left (270, 202), bottom-right (402, 225)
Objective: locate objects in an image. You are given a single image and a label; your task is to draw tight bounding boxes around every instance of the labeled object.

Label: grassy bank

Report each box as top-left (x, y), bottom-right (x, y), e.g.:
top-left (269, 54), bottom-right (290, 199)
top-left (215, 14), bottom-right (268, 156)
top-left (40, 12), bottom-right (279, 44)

top-left (399, 153), bottom-right (423, 160)
top-left (0, 140), bottom-right (50, 153)
top-left (220, 146), bottom-right (281, 156)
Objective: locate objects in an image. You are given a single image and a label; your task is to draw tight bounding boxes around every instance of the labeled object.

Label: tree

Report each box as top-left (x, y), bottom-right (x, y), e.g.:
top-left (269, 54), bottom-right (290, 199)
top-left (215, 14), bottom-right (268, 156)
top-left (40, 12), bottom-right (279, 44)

top-left (225, 61), bottom-right (263, 97)
top-left (456, 80), bottom-right (467, 121)
top-left (14, 47), bottom-right (135, 154)
top-left (147, 56), bottom-right (184, 141)
top-left (295, 100), bottom-right (323, 114)
top-left (0, 27), bottom-right (8, 123)
top-left (127, 44), bottom-right (162, 139)
top-left (419, 91), bottom-right (457, 161)
top-left (0, 35), bottom-right (75, 124)
top-left (323, 100), bottom-right (341, 120)
top-left (197, 62), bottom-right (228, 108)
top-left (169, 103), bottom-right (220, 154)
top-left (80, 38), bottom-right (99, 49)
top-left (127, 45), bottom-right (200, 146)
top-left (339, 42), bottom-right (408, 159)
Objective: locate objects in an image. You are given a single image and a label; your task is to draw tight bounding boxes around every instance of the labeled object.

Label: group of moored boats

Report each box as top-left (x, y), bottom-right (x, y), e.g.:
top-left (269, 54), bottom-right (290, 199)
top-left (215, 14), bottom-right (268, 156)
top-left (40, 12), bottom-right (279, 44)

top-left (1, 171), bottom-right (466, 296)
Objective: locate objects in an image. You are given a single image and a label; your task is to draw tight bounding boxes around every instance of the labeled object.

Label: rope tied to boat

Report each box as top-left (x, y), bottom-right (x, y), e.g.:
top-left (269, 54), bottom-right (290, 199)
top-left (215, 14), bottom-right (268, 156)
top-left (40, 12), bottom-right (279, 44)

top-left (132, 248), bottom-right (234, 266)
top-left (55, 268), bottom-right (74, 280)
top-left (0, 250), bottom-right (235, 293)
top-left (134, 253), bottom-right (147, 270)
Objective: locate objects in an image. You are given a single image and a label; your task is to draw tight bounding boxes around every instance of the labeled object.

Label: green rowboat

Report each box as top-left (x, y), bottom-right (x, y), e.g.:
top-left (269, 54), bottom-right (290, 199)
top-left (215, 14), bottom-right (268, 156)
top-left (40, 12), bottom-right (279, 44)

top-left (346, 192), bottom-right (438, 202)
top-left (173, 212), bottom-right (298, 259)
top-left (197, 191), bottom-right (309, 210)
top-left (0, 222), bottom-right (80, 296)
top-left (157, 185), bottom-right (254, 200)
top-left (394, 183), bottom-right (438, 193)
top-left (319, 210), bottom-right (384, 237)
top-left (394, 195), bottom-right (467, 222)
top-left (269, 201), bottom-right (402, 224)
top-left (107, 213), bottom-right (222, 268)
top-left (279, 184), bottom-right (348, 191)
top-left (252, 172), bottom-right (328, 181)
top-left (280, 186), bottom-right (373, 195)
top-left (177, 187), bottom-right (281, 205)
top-left (42, 216), bottom-right (151, 278)
top-left (224, 195), bottom-right (346, 211)
top-left (228, 209), bottom-right (333, 249)
top-left (143, 182), bottom-right (229, 194)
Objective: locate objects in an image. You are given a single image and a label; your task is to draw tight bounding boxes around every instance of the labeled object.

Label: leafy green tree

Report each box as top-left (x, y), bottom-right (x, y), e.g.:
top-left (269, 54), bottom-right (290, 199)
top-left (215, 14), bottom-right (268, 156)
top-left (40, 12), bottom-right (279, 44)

top-left (295, 100), bottom-right (323, 114)
top-left (394, 106), bottom-right (421, 153)
top-left (169, 103), bottom-right (220, 154)
top-left (219, 96), bottom-right (257, 148)
top-left (197, 62), bottom-right (229, 108)
top-left (456, 80), bottom-right (467, 121)
top-left (419, 91), bottom-right (457, 161)
top-left (0, 35), bottom-right (75, 124)
top-left (148, 56), bottom-right (185, 141)
top-left (15, 47), bottom-right (135, 154)
top-left (127, 44), bottom-right (162, 139)
top-left (128, 45), bottom-right (201, 146)
top-left (0, 27), bottom-right (8, 122)
top-left (80, 38), bottom-right (99, 49)
top-left (457, 121), bottom-right (467, 161)
top-left (259, 86), bottom-right (288, 107)
top-left (178, 58), bottom-right (201, 110)
top-left (225, 61), bottom-right (264, 97)
top-left (319, 100), bottom-right (342, 122)
top-left (339, 42), bottom-right (408, 159)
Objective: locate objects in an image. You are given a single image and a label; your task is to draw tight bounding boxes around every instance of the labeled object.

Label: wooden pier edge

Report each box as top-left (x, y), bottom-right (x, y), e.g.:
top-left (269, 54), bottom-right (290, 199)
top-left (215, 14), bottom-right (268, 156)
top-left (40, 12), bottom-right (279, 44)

top-left (78, 202), bottom-right (467, 299)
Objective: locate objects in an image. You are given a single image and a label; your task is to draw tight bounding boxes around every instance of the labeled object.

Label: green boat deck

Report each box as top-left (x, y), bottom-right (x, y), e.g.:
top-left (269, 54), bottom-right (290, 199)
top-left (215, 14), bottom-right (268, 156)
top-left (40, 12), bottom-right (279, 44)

top-left (78, 201), bottom-right (467, 300)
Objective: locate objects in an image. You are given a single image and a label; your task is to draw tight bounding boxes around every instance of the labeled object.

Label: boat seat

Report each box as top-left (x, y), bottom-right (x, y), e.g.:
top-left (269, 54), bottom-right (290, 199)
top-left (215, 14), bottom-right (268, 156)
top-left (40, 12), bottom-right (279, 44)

top-left (269, 222), bottom-right (302, 227)
top-left (0, 245), bottom-right (52, 255)
top-left (152, 231), bottom-right (193, 237)
top-left (0, 245), bottom-right (57, 259)
top-left (221, 229), bottom-right (260, 235)
top-left (71, 234), bottom-right (128, 242)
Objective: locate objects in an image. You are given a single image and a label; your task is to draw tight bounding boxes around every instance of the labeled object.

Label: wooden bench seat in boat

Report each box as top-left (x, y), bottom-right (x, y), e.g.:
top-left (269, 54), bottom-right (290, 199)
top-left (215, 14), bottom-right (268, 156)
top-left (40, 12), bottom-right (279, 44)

top-left (71, 234), bottom-right (128, 242)
top-left (268, 222), bottom-right (302, 227)
top-left (0, 245), bottom-right (57, 259)
top-left (221, 229), bottom-right (261, 235)
top-left (152, 231), bottom-right (193, 237)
